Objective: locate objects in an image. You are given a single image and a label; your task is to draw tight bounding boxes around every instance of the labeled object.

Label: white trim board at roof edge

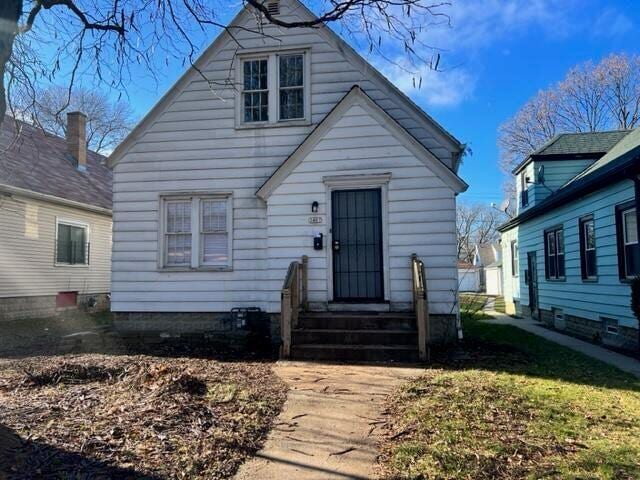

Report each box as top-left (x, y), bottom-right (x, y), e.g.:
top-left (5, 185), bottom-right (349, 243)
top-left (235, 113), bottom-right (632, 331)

top-left (106, 0), bottom-right (462, 168)
top-left (256, 86), bottom-right (468, 200)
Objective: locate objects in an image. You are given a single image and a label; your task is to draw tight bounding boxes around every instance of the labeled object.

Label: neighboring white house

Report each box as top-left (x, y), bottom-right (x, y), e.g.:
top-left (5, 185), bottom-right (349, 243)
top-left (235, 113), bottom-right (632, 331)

top-left (0, 113), bottom-right (112, 321)
top-left (107, 0), bottom-right (468, 358)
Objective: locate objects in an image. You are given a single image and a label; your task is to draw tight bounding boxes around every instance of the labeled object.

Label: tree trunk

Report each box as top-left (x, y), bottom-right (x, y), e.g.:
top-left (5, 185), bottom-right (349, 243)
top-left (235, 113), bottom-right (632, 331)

top-left (0, 0), bottom-right (23, 126)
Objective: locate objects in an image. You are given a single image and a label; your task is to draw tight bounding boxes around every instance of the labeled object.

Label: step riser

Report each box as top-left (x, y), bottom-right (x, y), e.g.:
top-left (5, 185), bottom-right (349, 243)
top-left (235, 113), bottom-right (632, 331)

top-left (291, 346), bottom-right (419, 362)
top-left (298, 317), bottom-right (415, 330)
top-left (293, 331), bottom-right (417, 346)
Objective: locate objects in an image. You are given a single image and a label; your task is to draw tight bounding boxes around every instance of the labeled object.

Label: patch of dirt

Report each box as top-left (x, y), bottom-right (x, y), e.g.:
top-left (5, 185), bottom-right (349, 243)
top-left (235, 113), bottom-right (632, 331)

top-left (0, 354), bottom-right (287, 480)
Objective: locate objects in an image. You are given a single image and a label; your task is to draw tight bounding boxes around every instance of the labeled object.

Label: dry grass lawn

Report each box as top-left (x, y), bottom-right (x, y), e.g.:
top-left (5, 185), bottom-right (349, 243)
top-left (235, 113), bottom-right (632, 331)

top-left (380, 314), bottom-right (640, 479)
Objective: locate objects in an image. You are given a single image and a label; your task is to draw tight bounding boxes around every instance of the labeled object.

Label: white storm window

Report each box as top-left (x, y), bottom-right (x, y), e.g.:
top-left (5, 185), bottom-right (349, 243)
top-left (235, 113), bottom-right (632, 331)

top-left (164, 200), bottom-right (192, 267)
top-left (237, 50), bottom-right (309, 126)
top-left (201, 199), bottom-right (230, 266)
top-left (161, 194), bottom-right (233, 270)
top-left (243, 59), bottom-right (269, 123)
top-left (279, 54), bottom-right (305, 120)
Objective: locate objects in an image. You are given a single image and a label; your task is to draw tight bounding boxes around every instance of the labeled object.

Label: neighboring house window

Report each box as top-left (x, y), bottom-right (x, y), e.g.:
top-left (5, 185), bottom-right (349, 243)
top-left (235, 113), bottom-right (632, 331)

top-left (55, 219), bottom-right (89, 265)
top-left (520, 174), bottom-right (529, 207)
top-left (242, 59), bottom-right (269, 123)
top-left (161, 194), bottom-right (233, 269)
top-left (279, 54), bottom-right (305, 120)
top-left (579, 215), bottom-right (597, 280)
top-left (544, 226), bottom-right (565, 280)
top-left (511, 241), bottom-right (519, 276)
top-left (238, 51), bottom-right (309, 126)
top-left (615, 202), bottom-right (640, 279)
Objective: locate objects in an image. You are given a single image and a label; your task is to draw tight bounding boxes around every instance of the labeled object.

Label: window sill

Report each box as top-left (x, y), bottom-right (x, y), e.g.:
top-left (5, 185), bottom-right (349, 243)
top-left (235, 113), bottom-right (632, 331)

top-left (54, 263), bottom-right (89, 268)
top-left (581, 277), bottom-right (598, 283)
top-left (235, 119), bottom-right (311, 130)
top-left (158, 266), bottom-right (233, 273)
top-left (545, 277), bottom-right (566, 282)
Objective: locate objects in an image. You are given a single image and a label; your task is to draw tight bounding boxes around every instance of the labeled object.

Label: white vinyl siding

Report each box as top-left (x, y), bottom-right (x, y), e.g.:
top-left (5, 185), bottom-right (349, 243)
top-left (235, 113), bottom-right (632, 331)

top-left (110, 0), bottom-right (458, 313)
top-left (266, 101), bottom-right (457, 313)
top-left (0, 195), bottom-right (111, 298)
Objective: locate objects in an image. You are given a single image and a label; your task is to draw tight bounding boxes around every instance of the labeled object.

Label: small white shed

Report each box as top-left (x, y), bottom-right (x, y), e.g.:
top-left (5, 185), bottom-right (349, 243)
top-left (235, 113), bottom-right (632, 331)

top-left (485, 261), bottom-right (503, 296)
top-left (458, 262), bottom-right (480, 292)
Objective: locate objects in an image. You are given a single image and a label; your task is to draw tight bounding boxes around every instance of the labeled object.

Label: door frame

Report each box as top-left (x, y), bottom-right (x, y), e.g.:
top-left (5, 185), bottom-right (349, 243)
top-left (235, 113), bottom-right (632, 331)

top-left (527, 251), bottom-right (539, 320)
top-left (324, 173), bottom-right (391, 303)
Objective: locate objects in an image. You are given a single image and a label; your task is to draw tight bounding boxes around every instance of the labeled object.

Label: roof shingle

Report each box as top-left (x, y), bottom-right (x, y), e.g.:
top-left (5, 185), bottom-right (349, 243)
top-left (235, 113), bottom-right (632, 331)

top-left (0, 116), bottom-right (112, 211)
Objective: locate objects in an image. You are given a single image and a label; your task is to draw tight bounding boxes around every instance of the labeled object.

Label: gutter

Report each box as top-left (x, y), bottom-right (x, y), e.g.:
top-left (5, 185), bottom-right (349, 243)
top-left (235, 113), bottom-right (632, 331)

top-left (0, 183), bottom-right (112, 217)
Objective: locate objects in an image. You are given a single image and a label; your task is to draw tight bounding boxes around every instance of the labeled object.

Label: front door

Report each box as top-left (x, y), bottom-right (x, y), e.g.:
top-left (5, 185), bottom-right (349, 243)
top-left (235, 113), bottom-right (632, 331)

top-left (527, 251), bottom-right (539, 319)
top-left (331, 189), bottom-right (384, 301)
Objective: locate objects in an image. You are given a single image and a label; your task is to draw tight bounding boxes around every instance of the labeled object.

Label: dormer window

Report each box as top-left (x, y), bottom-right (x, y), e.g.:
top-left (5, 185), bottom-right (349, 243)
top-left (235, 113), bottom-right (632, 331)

top-left (237, 50), bottom-right (310, 127)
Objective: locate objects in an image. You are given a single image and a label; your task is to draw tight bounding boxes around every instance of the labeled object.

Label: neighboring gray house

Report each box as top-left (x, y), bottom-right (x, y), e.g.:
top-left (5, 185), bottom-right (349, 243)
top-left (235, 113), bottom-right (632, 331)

top-left (107, 0), bottom-right (468, 360)
top-left (499, 129), bottom-right (640, 350)
top-left (0, 114), bottom-right (112, 320)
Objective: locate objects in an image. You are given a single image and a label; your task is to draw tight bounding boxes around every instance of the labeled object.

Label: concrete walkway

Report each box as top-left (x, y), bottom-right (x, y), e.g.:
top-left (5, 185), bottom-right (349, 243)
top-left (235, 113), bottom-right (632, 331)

top-left (485, 312), bottom-right (640, 378)
top-left (234, 361), bottom-right (422, 480)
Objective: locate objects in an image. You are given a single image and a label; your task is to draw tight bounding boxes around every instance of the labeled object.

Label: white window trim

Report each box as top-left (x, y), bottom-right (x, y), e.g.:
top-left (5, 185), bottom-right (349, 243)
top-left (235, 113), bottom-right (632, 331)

top-left (54, 217), bottom-right (90, 267)
top-left (158, 192), bottom-right (233, 272)
top-left (511, 240), bottom-right (519, 277)
top-left (623, 208), bottom-right (637, 246)
top-left (235, 47), bottom-right (311, 128)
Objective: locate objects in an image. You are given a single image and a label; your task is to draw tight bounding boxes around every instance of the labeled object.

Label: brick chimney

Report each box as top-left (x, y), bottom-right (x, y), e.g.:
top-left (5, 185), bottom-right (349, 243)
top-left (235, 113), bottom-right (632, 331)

top-left (67, 111), bottom-right (87, 170)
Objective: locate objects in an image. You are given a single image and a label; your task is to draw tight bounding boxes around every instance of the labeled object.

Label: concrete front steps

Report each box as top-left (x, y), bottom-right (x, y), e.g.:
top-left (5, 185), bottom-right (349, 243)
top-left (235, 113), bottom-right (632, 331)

top-left (291, 312), bottom-right (420, 362)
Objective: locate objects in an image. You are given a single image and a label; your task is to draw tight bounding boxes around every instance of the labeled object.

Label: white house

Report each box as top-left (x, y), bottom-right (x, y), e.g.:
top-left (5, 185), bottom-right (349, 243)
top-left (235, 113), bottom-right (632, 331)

top-left (0, 113), bottom-right (112, 321)
top-left (107, 0), bottom-right (467, 360)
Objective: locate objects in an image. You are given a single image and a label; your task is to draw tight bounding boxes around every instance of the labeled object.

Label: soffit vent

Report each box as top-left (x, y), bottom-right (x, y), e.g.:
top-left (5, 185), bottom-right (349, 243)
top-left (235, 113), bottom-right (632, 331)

top-left (266, 1), bottom-right (280, 15)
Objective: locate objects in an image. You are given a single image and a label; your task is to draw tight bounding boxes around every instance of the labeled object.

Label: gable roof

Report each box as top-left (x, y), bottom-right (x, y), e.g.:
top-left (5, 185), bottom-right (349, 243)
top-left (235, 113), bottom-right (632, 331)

top-left (256, 86), bottom-right (468, 200)
top-left (107, 0), bottom-right (463, 169)
top-left (512, 130), bottom-right (631, 174)
top-left (499, 127), bottom-right (640, 232)
top-left (0, 116), bottom-right (112, 213)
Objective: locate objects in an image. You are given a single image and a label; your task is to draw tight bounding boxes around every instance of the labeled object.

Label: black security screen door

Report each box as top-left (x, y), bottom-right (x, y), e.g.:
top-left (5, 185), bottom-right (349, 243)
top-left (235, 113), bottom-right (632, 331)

top-left (332, 188), bottom-right (384, 301)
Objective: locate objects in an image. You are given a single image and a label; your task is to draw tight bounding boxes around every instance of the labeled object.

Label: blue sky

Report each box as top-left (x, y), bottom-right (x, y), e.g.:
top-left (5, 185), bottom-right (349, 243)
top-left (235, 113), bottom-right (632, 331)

top-left (108, 0), bottom-right (640, 207)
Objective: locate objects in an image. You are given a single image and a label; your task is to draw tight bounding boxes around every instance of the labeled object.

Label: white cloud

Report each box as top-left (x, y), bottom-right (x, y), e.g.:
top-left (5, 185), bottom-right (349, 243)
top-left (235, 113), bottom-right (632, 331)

top-left (592, 8), bottom-right (633, 38)
top-left (380, 63), bottom-right (476, 108)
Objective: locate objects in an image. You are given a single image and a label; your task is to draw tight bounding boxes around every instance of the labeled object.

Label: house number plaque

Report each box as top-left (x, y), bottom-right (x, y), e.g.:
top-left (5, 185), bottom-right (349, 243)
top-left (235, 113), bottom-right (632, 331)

top-left (308, 216), bottom-right (324, 224)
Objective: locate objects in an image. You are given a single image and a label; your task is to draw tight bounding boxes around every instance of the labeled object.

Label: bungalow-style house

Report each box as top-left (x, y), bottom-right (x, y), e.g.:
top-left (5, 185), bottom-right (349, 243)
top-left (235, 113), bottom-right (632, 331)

top-left (499, 128), bottom-right (640, 351)
top-left (0, 114), bottom-right (112, 320)
top-left (107, 0), bottom-right (468, 360)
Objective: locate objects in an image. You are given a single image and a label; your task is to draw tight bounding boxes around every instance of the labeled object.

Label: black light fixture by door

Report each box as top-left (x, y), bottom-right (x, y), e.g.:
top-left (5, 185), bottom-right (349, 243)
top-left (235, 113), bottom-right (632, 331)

top-left (311, 201), bottom-right (319, 213)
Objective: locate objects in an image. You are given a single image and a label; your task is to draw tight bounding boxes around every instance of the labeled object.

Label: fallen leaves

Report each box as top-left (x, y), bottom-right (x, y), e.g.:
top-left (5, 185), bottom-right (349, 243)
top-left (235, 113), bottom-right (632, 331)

top-left (0, 354), bottom-right (286, 479)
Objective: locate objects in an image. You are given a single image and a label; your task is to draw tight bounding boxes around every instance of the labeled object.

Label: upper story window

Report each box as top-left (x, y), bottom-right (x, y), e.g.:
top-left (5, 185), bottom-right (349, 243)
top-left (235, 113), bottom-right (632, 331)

top-left (510, 240), bottom-right (519, 277)
top-left (579, 215), bottom-right (597, 280)
top-left (279, 54), bottom-right (304, 120)
top-left (237, 50), bottom-right (310, 127)
top-left (243, 59), bottom-right (269, 123)
top-left (161, 193), bottom-right (233, 270)
top-left (55, 219), bottom-right (89, 266)
top-left (615, 202), bottom-right (639, 280)
top-left (520, 174), bottom-right (529, 207)
top-left (544, 226), bottom-right (564, 280)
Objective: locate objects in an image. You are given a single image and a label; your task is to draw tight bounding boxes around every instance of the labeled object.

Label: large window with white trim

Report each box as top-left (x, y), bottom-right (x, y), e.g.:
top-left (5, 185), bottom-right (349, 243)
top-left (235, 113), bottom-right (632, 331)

top-left (616, 202), bottom-right (640, 280)
top-left (161, 194), bottom-right (232, 270)
top-left (238, 51), bottom-right (309, 126)
top-left (55, 219), bottom-right (89, 266)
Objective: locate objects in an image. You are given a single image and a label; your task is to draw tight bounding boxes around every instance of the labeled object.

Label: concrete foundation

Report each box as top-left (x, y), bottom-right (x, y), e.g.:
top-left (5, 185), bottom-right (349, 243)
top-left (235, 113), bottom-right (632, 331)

top-left (0, 293), bottom-right (110, 322)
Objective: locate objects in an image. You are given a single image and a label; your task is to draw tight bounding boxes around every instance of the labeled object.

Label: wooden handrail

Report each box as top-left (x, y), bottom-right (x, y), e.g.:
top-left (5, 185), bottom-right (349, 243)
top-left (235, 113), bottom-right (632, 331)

top-left (280, 255), bottom-right (308, 358)
top-left (411, 253), bottom-right (430, 361)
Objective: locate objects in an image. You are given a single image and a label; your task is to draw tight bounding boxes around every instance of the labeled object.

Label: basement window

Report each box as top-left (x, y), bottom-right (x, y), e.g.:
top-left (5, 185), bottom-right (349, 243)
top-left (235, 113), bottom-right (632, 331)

top-left (602, 317), bottom-right (619, 335)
